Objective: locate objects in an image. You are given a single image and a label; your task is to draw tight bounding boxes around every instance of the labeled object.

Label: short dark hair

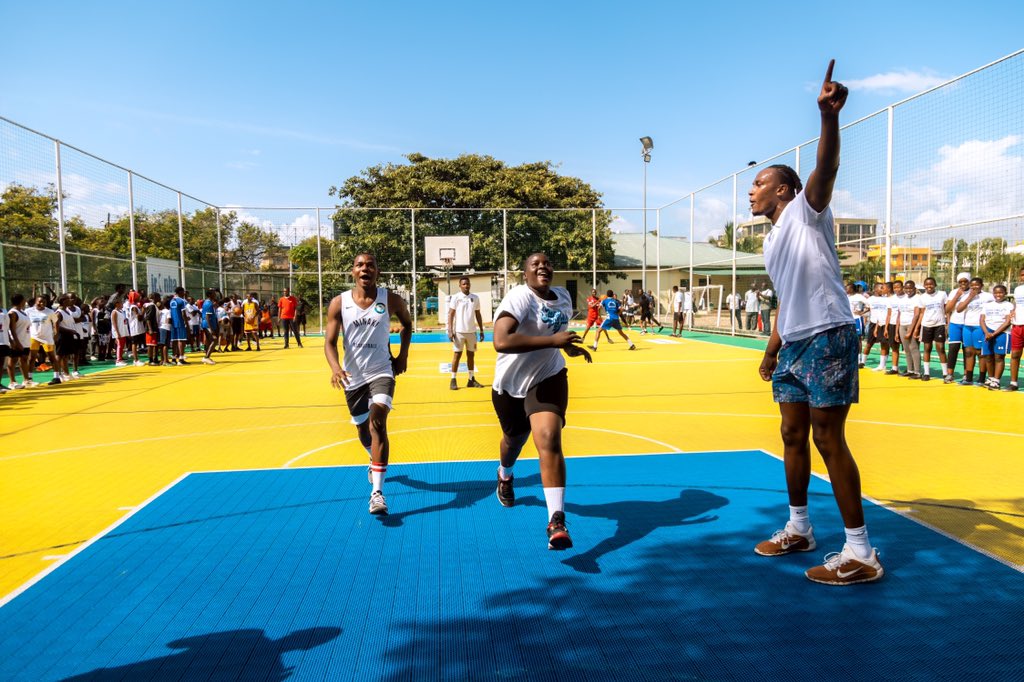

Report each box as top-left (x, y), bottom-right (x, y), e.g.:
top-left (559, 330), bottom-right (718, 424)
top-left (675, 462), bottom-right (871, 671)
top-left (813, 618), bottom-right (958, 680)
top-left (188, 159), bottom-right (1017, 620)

top-left (993, 284), bottom-right (1007, 293)
top-left (175, 286), bottom-right (185, 296)
top-left (971, 277), bottom-right (983, 285)
top-left (11, 293), bottom-right (24, 306)
top-left (353, 252), bottom-right (376, 265)
top-left (767, 164), bottom-right (803, 194)
top-left (606, 289), bottom-right (614, 297)
top-left (904, 280), bottom-right (916, 287)
top-left (522, 252), bottom-right (548, 270)
top-left (458, 276), bottom-right (470, 284)
top-left (924, 277), bottom-right (936, 285)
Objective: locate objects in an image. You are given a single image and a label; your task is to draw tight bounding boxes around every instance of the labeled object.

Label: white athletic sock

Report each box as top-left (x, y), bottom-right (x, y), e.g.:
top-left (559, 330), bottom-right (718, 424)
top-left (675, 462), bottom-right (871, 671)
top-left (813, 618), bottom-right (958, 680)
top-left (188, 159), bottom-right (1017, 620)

top-left (543, 487), bottom-right (565, 519)
top-left (450, 371), bottom-right (457, 379)
top-left (498, 464), bottom-right (513, 480)
top-left (788, 505), bottom-right (810, 535)
top-left (370, 463), bottom-right (387, 491)
top-left (844, 525), bottom-right (873, 560)
top-left (858, 353), bottom-right (864, 364)
top-left (468, 370), bottom-right (475, 379)
top-left (878, 354), bottom-right (888, 368)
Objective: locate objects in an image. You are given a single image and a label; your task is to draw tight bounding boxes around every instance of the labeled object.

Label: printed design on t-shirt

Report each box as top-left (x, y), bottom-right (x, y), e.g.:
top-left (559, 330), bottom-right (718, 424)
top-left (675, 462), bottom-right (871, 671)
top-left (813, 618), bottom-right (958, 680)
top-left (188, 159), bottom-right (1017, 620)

top-left (373, 302), bottom-right (386, 315)
top-left (540, 304), bottom-right (568, 332)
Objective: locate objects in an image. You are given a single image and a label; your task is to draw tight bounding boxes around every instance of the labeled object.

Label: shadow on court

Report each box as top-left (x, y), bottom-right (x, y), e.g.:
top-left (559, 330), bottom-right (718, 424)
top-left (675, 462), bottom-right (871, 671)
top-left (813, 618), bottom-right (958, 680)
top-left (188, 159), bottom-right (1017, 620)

top-left (384, 473), bottom-right (542, 526)
top-left (63, 626), bottom-right (341, 681)
top-left (517, 489), bottom-right (729, 574)
top-left (895, 496), bottom-right (1024, 567)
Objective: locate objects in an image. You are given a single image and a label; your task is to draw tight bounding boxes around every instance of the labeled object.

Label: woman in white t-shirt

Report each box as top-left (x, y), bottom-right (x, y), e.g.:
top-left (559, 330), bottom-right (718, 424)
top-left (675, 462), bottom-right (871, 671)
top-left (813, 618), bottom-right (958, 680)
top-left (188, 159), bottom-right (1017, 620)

top-left (979, 284), bottom-right (1014, 390)
top-left (1010, 268), bottom-right (1024, 391)
top-left (751, 60), bottom-right (883, 585)
top-left (916, 277), bottom-right (949, 381)
top-left (27, 296), bottom-right (59, 381)
top-left (490, 252), bottom-right (591, 552)
top-left (955, 277), bottom-right (994, 386)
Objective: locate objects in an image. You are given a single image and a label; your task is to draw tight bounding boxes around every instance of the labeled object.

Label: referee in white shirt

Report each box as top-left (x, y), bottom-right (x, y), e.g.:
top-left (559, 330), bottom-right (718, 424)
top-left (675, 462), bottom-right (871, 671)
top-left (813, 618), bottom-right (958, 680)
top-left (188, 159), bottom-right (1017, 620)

top-left (750, 60), bottom-right (883, 585)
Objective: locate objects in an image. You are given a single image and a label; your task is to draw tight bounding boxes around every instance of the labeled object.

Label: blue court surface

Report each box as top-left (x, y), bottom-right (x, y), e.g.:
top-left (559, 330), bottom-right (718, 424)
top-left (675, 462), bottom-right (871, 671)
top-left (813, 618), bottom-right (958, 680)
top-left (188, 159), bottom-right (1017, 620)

top-left (1, 451), bottom-right (1021, 681)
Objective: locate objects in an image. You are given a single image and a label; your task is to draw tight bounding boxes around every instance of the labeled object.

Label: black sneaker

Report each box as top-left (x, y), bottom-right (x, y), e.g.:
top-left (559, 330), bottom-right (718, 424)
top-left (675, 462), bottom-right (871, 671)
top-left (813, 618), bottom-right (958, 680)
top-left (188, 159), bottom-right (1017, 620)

top-left (467, 377), bottom-right (484, 388)
top-left (1002, 383), bottom-right (1019, 392)
top-left (496, 473), bottom-right (515, 507)
top-left (178, 359), bottom-right (190, 365)
top-left (958, 378), bottom-right (973, 386)
top-left (546, 511), bottom-right (573, 550)
top-left (48, 377), bottom-right (62, 386)
top-left (885, 369), bottom-right (898, 375)
top-left (921, 374), bottom-right (930, 382)
top-left (449, 378), bottom-right (458, 391)
top-left (943, 375), bottom-right (955, 384)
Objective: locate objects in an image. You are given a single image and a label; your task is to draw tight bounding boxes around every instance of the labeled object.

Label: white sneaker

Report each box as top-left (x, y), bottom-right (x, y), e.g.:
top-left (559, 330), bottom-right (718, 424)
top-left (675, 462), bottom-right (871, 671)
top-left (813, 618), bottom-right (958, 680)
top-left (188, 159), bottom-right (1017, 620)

top-left (872, 365), bottom-right (885, 372)
top-left (71, 371), bottom-right (82, 379)
top-left (591, 344), bottom-right (598, 351)
top-left (134, 360), bottom-right (146, 366)
top-left (368, 490), bottom-right (389, 515)
top-left (9, 382), bottom-right (23, 390)
top-left (89, 355), bottom-right (98, 361)
top-left (24, 380), bottom-right (38, 388)
top-left (61, 373), bottom-right (72, 382)
top-left (115, 361), bottom-right (128, 367)
top-left (202, 357), bottom-right (215, 365)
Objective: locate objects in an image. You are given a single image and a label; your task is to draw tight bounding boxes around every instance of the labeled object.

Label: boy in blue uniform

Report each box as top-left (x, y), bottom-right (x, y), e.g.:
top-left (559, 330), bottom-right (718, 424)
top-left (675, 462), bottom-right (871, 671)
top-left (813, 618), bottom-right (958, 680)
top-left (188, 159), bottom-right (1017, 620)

top-left (592, 291), bottom-right (635, 351)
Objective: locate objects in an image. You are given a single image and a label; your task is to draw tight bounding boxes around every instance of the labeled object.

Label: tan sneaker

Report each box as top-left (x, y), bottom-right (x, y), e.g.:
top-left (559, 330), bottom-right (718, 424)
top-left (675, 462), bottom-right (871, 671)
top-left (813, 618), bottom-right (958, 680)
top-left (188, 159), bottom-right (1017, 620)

top-left (754, 522), bottom-right (816, 556)
top-left (805, 544), bottom-right (884, 586)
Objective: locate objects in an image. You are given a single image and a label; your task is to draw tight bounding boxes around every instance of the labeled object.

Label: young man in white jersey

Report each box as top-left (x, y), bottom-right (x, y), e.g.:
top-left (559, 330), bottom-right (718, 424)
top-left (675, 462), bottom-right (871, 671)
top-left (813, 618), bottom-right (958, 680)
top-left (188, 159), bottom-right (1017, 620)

top-left (1008, 268), bottom-right (1024, 391)
top-left (7, 295), bottom-right (35, 388)
top-left (979, 284), bottom-right (1014, 390)
top-left (944, 274), bottom-right (971, 383)
top-left (896, 281), bottom-right (923, 379)
top-left (956, 277), bottom-right (994, 387)
top-left (490, 252), bottom-right (591, 550)
top-left (863, 283), bottom-right (889, 371)
top-left (0, 301), bottom-right (10, 392)
top-left (324, 252), bottom-right (412, 516)
top-left (447, 276), bottom-right (485, 390)
top-left (917, 277), bottom-right (949, 381)
top-left (751, 61), bottom-right (883, 585)
top-left (54, 294), bottom-right (82, 381)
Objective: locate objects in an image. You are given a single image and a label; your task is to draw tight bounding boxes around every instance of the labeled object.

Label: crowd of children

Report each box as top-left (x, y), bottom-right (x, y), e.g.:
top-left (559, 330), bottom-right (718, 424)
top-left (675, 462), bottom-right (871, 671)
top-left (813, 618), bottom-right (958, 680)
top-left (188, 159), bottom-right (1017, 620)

top-left (848, 268), bottom-right (1024, 391)
top-left (0, 285), bottom-right (305, 392)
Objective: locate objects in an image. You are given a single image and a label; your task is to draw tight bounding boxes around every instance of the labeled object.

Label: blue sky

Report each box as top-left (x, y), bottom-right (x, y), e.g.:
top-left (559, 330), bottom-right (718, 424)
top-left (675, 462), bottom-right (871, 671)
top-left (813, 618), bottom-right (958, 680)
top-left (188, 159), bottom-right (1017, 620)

top-left (1, 0), bottom-right (1022, 232)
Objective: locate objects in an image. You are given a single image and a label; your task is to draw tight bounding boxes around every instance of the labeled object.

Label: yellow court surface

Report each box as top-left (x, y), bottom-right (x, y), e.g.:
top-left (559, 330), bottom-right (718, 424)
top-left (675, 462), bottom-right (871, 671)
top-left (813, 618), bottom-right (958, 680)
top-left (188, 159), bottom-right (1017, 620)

top-left (2, 331), bottom-right (1022, 599)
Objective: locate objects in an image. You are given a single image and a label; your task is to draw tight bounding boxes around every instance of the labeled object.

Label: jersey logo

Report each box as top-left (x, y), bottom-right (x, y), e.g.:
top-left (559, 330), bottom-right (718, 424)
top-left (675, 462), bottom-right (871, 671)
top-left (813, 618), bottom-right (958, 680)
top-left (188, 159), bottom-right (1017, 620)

top-left (540, 305), bottom-right (568, 332)
top-left (374, 302), bottom-right (386, 314)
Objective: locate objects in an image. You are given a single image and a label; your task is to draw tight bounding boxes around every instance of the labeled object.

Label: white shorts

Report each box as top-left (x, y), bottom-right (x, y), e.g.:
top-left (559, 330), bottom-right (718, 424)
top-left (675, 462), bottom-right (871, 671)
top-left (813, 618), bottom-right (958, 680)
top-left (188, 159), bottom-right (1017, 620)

top-left (452, 332), bottom-right (478, 352)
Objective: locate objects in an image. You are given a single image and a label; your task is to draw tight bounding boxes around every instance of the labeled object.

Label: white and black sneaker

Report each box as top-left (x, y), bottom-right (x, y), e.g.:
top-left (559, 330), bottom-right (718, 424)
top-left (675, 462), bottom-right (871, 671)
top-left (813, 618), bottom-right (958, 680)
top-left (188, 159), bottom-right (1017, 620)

top-left (369, 490), bottom-right (388, 515)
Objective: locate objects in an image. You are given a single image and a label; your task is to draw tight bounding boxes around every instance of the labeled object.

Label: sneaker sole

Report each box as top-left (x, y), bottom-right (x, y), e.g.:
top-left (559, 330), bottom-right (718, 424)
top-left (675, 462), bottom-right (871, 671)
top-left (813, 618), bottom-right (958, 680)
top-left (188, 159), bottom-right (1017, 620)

top-left (805, 566), bottom-right (884, 586)
top-left (496, 487), bottom-right (514, 508)
top-left (753, 542), bottom-right (817, 557)
top-left (369, 507), bottom-right (389, 516)
top-left (547, 532), bottom-right (572, 550)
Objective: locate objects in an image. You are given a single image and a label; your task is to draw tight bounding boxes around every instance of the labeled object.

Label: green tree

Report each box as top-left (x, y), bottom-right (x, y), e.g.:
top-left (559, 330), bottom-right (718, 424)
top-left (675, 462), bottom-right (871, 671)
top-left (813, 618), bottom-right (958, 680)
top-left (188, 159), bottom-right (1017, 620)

top-left (0, 183), bottom-right (60, 243)
top-left (328, 153), bottom-right (615, 278)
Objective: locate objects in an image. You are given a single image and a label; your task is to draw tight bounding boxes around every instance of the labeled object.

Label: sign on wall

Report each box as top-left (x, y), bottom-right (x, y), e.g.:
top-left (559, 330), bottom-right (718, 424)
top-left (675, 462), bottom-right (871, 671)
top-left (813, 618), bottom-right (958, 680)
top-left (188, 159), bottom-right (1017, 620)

top-left (146, 257), bottom-right (180, 295)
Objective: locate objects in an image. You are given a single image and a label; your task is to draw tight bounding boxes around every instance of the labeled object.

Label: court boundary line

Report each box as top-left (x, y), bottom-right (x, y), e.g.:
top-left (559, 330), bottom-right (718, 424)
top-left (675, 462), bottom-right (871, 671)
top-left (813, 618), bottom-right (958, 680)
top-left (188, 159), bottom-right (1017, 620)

top-left (755, 447), bottom-right (1024, 574)
top-left (0, 473), bottom-right (192, 609)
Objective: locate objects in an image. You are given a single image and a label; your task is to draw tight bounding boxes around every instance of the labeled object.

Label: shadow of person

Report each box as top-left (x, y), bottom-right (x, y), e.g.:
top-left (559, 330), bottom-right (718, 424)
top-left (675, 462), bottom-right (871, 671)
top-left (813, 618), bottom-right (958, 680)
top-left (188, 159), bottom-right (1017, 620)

top-left (382, 473), bottom-right (543, 527)
top-left (63, 626), bottom-right (341, 681)
top-left (518, 489), bottom-right (729, 574)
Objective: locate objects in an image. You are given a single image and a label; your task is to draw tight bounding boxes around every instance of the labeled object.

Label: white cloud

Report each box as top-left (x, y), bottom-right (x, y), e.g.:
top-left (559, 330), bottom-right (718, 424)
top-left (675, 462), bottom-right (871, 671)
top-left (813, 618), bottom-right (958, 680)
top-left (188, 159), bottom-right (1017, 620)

top-left (846, 69), bottom-right (948, 94)
top-left (225, 160), bottom-right (258, 171)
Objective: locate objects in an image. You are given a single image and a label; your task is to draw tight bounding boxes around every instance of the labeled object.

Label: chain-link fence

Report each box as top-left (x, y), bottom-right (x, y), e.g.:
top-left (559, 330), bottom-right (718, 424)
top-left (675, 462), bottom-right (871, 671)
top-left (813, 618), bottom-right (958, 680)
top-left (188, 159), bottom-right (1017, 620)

top-left (2, 50), bottom-right (1022, 333)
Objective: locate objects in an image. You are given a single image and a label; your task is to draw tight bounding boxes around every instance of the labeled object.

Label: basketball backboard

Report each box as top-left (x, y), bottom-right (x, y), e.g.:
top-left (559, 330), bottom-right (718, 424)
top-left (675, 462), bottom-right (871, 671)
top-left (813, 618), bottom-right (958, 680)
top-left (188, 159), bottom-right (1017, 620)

top-left (425, 235), bottom-right (470, 267)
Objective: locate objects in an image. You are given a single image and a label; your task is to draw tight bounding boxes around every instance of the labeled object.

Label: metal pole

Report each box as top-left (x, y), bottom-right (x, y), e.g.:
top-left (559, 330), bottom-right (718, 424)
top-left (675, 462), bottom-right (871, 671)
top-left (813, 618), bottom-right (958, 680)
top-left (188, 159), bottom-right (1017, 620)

top-left (884, 106), bottom-right (894, 282)
top-left (688, 193), bottom-right (695, 330)
top-left (411, 209), bottom-right (418, 331)
top-left (316, 207), bottom-right (324, 334)
top-left (216, 208), bottom-right (224, 293)
top-left (656, 209), bottom-right (661, 315)
top-left (731, 174), bottom-right (738, 336)
top-left (0, 243), bottom-right (7, 309)
top-left (642, 161), bottom-right (647, 291)
top-left (591, 209), bottom-right (597, 289)
top-left (951, 238), bottom-right (957, 290)
top-left (502, 209), bottom-right (508, 294)
top-left (176, 192), bottom-right (186, 289)
top-left (55, 140), bottom-right (67, 292)
top-left (128, 171), bottom-right (138, 290)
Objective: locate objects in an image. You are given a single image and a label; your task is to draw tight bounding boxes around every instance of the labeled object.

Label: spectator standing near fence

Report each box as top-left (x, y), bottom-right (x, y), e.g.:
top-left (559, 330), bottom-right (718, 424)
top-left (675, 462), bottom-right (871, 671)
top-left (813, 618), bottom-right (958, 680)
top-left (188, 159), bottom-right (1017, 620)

top-left (28, 296), bottom-right (59, 383)
top-left (8, 296), bottom-right (34, 388)
top-left (243, 293), bottom-right (261, 352)
top-left (980, 285), bottom-right (1013, 390)
top-left (54, 294), bottom-right (81, 381)
top-left (170, 287), bottom-right (190, 365)
top-left (896, 281), bottom-right (922, 379)
top-left (0, 301), bottom-right (10, 392)
top-left (744, 283), bottom-right (760, 331)
top-left (447, 276), bottom-right (485, 390)
top-left (752, 60), bottom-right (883, 585)
top-left (917, 277), bottom-right (948, 382)
top-left (279, 288), bottom-right (302, 348)
top-left (956, 277), bottom-right (993, 386)
top-left (758, 282), bottom-right (774, 336)
top-left (1008, 268), bottom-right (1024, 391)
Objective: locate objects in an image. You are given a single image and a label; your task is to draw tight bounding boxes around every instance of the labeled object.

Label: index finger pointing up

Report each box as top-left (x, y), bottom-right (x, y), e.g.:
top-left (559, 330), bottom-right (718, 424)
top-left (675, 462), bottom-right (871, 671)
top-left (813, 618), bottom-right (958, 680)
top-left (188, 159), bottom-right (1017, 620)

top-left (824, 59), bottom-right (835, 84)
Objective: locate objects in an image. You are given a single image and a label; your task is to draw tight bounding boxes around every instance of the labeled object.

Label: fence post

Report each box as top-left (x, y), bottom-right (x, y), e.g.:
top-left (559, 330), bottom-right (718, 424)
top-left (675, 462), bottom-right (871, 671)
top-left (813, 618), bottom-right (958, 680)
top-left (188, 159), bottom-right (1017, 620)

top-left (731, 173), bottom-right (738, 336)
top-left (316, 207), bottom-right (324, 334)
top-left (688, 193), bottom-right (694, 331)
top-left (884, 105), bottom-right (894, 282)
top-left (0, 243), bottom-right (6, 309)
top-left (591, 209), bottom-right (596, 289)
top-left (216, 208), bottom-right (224, 293)
top-left (503, 209), bottom-right (509, 294)
top-left (128, 171), bottom-right (138, 290)
top-left (177, 192), bottom-right (186, 290)
top-left (411, 209), bottom-right (418, 331)
top-left (656, 208), bottom-right (661, 313)
top-left (55, 140), bottom-right (67, 292)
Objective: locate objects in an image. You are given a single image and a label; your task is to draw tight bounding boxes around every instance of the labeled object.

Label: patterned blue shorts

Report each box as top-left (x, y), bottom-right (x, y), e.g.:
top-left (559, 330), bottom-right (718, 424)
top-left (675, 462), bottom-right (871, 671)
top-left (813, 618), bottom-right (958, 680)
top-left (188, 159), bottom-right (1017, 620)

top-left (772, 324), bottom-right (859, 407)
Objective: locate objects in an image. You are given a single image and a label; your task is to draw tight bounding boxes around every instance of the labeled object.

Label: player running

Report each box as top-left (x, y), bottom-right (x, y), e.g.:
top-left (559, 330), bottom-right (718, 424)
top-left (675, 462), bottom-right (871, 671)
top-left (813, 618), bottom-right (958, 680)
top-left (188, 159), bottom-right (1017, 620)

top-left (591, 291), bottom-right (636, 352)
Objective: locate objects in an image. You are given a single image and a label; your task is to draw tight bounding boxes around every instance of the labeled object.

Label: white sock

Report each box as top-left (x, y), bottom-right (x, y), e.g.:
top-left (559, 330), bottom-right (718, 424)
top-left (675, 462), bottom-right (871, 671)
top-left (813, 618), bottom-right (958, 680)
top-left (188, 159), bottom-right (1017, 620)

top-left (370, 463), bottom-right (387, 491)
top-left (450, 372), bottom-right (457, 379)
top-left (858, 353), bottom-right (864, 364)
top-left (468, 370), bottom-right (475, 379)
top-left (498, 464), bottom-right (513, 480)
top-left (878, 354), bottom-right (887, 368)
top-left (543, 487), bottom-right (565, 519)
top-left (788, 505), bottom-right (810, 535)
top-left (844, 525), bottom-right (873, 560)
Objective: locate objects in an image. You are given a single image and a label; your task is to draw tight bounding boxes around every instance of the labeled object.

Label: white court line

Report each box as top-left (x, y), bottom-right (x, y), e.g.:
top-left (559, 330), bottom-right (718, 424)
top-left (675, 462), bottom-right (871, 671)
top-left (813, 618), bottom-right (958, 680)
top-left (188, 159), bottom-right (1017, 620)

top-left (0, 473), bottom-right (192, 609)
top-left (755, 447), bottom-right (1024, 574)
top-left (283, 423), bottom-right (684, 468)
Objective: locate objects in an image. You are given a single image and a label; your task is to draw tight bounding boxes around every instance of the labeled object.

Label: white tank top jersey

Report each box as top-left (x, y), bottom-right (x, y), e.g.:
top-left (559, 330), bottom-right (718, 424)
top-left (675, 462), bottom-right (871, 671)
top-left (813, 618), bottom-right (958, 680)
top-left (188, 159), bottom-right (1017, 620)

top-left (56, 308), bottom-right (78, 333)
top-left (948, 289), bottom-right (969, 325)
top-left (127, 304), bottom-right (145, 336)
top-left (492, 285), bottom-right (572, 398)
top-left (916, 290), bottom-right (948, 328)
top-left (962, 292), bottom-right (994, 326)
top-left (762, 191), bottom-right (853, 344)
top-left (341, 287), bottom-right (394, 389)
top-left (981, 300), bottom-right (1014, 331)
top-left (0, 308), bottom-right (8, 346)
top-left (1014, 284), bottom-right (1024, 325)
top-left (12, 309), bottom-right (31, 347)
top-left (68, 304), bottom-right (86, 335)
top-left (112, 310), bottom-right (130, 338)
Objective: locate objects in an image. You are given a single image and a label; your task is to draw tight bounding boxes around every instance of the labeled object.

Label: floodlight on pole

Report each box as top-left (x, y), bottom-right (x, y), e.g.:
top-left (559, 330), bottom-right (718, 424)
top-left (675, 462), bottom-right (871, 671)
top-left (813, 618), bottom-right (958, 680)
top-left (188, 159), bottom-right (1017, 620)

top-left (640, 137), bottom-right (653, 290)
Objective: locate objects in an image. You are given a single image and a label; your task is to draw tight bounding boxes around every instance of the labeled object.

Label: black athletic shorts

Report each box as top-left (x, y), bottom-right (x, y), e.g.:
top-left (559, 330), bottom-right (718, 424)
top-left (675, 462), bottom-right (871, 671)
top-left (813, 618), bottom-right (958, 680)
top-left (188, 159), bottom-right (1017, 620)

top-left (9, 346), bottom-right (29, 358)
top-left (132, 333), bottom-right (146, 349)
top-left (56, 333), bottom-right (78, 357)
top-left (491, 368), bottom-right (569, 438)
top-left (886, 324), bottom-right (900, 347)
top-left (231, 317), bottom-right (243, 335)
top-left (345, 375), bottom-right (396, 425)
top-left (0, 345), bottom-right (9, 361)
top-left (921, 326), bottom-right (946, 344)
top-left (868, 322), bottom-right (888, 350)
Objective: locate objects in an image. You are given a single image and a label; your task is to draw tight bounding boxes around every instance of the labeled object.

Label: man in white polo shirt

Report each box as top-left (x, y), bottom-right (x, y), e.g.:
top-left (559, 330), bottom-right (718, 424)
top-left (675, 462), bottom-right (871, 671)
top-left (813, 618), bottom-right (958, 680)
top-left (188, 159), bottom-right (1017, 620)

top-left (751, 60), bottom-right (883, 585)
top-left (744, 283), bottom-right (760, 331)
top-left (447, 276), bottom-right (485, 390)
